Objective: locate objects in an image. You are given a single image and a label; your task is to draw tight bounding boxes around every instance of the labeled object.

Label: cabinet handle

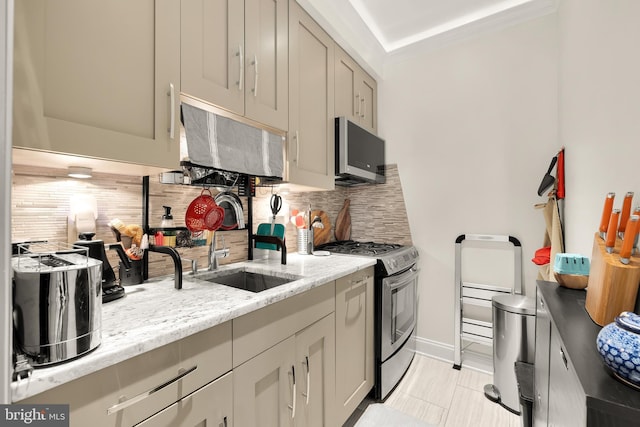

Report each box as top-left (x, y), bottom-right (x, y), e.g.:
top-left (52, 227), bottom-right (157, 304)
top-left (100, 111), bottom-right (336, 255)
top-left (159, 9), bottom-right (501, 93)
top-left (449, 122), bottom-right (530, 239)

top-left (237, 45), bottom-right (244, 91)
top-left (288, 365), bottom-right (296, 418)
top-left (295, 131), bottom-right (300, 164)
top-left (223, 416), bottom-right (228, 427)
top-left (106, 365), bottom-right (197, 415)
top-left (167, 83), bottom-right (175, 139)
top-left (360, 97), bottom-right (366, 118)
top-left (355, 93), bottom-right (360, 116)
top-left (350, 275), bottom-right (370, 286)
top-left (560, 347), bottom-right (568, 370)
top-left (302, 356), bottom-right (310, 404)
top-left (252, 55), bottom-right (259, 97)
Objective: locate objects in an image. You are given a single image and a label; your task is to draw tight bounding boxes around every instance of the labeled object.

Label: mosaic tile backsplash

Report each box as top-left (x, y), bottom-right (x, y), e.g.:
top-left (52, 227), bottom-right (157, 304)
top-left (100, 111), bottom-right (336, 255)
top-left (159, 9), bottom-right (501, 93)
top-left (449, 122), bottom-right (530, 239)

top-left (11, 164), bottom-right (411, 279)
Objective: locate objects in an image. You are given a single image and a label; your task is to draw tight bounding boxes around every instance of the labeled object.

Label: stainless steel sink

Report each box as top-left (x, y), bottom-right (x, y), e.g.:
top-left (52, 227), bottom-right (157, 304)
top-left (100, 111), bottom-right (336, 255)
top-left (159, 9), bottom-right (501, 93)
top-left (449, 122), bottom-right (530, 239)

top-left (201, 270), bottom-right (299, 293)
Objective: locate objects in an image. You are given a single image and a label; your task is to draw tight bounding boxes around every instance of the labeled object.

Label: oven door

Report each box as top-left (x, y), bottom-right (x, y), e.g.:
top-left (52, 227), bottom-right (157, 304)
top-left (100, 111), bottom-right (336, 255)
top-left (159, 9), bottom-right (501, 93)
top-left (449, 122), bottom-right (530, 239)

top-left (381, 265), bottom-right (418, 361)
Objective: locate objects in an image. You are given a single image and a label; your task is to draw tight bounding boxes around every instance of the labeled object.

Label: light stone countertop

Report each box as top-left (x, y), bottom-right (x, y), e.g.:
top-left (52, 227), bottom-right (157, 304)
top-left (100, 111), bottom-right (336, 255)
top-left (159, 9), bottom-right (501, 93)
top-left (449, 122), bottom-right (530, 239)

top-left (11, 253), bottom-right (376, 402)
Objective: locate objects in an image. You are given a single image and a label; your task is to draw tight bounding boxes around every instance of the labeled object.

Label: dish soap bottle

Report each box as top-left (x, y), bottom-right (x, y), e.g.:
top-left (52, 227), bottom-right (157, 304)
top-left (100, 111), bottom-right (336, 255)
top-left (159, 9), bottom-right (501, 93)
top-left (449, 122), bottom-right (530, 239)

top-left (161, 206), bottom-right (176, 246)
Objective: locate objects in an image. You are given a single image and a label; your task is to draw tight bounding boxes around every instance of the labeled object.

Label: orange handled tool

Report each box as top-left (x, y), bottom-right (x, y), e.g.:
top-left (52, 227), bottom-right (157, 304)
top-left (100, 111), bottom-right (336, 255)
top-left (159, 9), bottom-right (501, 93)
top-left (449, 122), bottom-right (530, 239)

top-left (620, 215), bottom-right (639, 264)
top-left (605, 209), bottom-right (620, 253)
top-left (619, 192), bottom-right (634, 234)
top-left (599, 192), bottom-right (615, 239)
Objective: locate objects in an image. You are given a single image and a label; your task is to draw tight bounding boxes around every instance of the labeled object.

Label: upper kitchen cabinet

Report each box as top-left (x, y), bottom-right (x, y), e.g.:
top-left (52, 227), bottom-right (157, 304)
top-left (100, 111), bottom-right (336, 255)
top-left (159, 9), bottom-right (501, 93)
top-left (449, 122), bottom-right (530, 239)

top-left (288, 0), bottom-right (335, 190)
top-left (181, 0), bottom-right (288, 131)
top-left (334, 46), bottom-right (377, 133)
top-left (12, 0), bottom-right (181, 169)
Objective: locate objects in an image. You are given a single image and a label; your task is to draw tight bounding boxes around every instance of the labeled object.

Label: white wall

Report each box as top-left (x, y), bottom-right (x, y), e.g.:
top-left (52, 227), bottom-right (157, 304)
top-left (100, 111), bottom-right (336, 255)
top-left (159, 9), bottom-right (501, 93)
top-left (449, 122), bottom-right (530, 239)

top-left (559, 0), bottom-right (640, 257)
top-left (378, 15), bottom-right (559, 347)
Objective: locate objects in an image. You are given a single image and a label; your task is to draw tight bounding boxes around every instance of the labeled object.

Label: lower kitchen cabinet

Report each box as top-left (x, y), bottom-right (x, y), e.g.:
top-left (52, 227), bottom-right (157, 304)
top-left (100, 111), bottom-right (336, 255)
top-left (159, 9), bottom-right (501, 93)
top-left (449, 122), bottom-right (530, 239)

top-left (535, 282), bottom-right (640, 427)
top-left (547, 325), bottom-right (586, 427)
top-left (533, 289), bottom-right (551, 427)
top-left (234, 314), bottom-right (336, 427)
top-left (137, 372), bottom-right (233, 427)
top-left (232, 281), bottom-right (336, 427)
top-left (335, 267), bottom-right (374, 426)
top-left (21, 322), bottom-right (232, 427)
top-left (234, 336), bottom-right (296, 427)
top-left (19, 274), bottom-right (375, 426)
top-left (295, 313), bottom-right (336, 427)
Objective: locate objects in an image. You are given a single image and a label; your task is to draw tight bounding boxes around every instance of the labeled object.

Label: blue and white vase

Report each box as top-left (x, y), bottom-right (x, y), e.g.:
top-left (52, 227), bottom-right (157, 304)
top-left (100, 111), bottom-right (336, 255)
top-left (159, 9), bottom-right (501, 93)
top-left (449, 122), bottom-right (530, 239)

top-left (597, 311), bottom-right (640, 388)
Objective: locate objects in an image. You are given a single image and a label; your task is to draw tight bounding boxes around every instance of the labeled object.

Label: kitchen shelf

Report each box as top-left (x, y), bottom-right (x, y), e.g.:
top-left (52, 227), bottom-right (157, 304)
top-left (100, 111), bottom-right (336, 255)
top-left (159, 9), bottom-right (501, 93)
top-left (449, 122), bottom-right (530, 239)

top-left (453, 234), bottom-right (522, 370)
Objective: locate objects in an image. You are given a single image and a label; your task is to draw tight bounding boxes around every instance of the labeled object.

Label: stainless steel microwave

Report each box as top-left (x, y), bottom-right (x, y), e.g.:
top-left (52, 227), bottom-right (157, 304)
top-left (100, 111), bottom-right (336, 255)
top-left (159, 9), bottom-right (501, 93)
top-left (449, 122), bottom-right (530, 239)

top-left (335, 117), bottom-right (385, 186)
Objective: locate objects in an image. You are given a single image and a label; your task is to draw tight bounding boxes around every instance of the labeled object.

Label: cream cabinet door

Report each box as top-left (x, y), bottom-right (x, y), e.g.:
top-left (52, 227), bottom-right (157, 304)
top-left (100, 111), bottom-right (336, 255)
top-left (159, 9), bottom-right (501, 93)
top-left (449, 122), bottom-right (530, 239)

top-left (137, 372), bottom-right (233, 427)
top-left (335, 268), bottom-right (375, 426)
top-left (358, 74), bottom-right (377, 133)
top-left (334, 46), bottom-right (377, 134)
top-left (234, 336), bottom-right (296, 427)
top-left (181, 0), bottom-right (287, 131)
top-left (288, 0), bottom-right (335, 190)
top-left (334, 47), bottom-right (359, 125)
top-left (245, 0), bottom-right (289, 130)
top-left (294, 314), bottom-right (336, 427)
top-left (181, 0), bottom-right (245, 117)
top-left (13, 0), bottom-right (181, 169)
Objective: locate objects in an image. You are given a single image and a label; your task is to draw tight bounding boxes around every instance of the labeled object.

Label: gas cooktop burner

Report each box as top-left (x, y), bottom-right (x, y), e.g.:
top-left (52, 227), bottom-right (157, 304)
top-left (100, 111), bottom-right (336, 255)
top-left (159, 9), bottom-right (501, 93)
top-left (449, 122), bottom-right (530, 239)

top-left (315, 240), bottom-right (418, 276)
top-left (316, 240), bottom-right (403, 255)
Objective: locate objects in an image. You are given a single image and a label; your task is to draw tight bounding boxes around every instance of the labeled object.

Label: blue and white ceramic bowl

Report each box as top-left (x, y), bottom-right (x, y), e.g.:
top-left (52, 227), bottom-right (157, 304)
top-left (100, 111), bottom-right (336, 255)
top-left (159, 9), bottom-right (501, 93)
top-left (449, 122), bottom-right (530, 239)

top-left (597, 311), bottom-right (640, 388)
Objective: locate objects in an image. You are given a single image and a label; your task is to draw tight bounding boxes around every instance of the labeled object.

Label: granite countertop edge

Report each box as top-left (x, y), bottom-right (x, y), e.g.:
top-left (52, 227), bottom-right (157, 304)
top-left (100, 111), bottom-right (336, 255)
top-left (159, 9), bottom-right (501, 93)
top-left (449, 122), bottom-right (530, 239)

top-left (12, 253), bottom-right (376, 401)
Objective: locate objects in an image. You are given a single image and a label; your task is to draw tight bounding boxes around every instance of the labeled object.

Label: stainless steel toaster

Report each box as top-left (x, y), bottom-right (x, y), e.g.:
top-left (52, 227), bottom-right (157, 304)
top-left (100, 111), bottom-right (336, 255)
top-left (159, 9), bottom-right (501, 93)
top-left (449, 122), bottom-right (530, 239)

top-left (12, 242), bottom-right (102, 366)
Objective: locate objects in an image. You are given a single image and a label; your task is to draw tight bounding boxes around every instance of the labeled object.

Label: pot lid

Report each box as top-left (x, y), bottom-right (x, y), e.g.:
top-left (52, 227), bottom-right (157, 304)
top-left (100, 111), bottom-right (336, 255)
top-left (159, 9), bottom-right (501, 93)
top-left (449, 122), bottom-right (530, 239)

top-left (615, 312), bottom-right (640, 334)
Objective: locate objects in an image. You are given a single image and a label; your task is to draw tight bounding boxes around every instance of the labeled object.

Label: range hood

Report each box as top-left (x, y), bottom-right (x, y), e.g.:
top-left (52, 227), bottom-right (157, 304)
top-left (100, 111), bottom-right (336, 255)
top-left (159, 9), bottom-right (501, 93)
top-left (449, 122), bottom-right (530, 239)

top-left (179, 97), bottom-right (287, 186)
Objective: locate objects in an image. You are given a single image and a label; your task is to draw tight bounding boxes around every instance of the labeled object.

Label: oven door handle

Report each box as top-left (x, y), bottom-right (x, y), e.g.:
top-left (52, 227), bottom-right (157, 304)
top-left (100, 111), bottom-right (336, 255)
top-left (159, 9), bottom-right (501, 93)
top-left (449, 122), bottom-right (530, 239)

top-left (384, 266), bottom-right (419, 291)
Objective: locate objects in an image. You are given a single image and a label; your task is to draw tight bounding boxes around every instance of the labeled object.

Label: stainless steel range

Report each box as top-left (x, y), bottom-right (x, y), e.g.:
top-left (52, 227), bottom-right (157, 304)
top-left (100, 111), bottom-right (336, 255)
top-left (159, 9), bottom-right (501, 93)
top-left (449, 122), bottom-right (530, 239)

top-left (315, 240), bottom-right (419, 400)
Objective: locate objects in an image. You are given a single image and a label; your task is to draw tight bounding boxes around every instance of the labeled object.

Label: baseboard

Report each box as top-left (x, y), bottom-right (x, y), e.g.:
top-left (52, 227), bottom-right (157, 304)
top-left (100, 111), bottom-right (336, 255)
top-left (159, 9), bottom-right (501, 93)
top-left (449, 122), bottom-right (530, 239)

top-left (413, 335), bottom-right (494, 374)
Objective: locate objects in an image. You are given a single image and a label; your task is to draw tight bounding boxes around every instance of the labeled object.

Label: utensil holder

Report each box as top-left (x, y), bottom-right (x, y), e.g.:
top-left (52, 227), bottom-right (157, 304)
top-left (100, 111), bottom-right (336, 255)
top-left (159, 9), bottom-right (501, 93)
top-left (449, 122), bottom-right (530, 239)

top-left (586, 233), bottom-right (640, 326)
top-left (297, 229), bottom-right (313, 254)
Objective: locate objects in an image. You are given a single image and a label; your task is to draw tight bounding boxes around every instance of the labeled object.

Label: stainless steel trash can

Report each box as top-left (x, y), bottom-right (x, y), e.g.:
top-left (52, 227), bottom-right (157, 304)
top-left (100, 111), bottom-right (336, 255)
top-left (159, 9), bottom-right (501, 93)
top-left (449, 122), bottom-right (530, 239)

top-left (484, 294), bottom-right (536, 414)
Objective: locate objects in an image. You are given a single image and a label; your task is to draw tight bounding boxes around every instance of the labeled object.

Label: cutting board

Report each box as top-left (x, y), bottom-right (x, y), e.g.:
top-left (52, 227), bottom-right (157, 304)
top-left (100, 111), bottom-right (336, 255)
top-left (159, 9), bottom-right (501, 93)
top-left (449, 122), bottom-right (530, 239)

top-left (335, 199), bottom-right (351, 241)
top-left (311, 210), bottom-right (332, 246)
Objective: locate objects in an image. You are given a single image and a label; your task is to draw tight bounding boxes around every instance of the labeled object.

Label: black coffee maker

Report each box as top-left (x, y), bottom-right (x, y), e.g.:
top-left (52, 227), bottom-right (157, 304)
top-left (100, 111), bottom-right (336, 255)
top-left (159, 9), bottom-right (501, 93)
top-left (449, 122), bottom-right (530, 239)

top-left (75, 232), bottom-right (129, 302)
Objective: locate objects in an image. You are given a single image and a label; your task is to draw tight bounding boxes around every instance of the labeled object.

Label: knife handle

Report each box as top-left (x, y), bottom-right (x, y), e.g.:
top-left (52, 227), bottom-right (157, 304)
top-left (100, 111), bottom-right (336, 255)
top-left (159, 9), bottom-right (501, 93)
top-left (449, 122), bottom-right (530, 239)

top-left (599, 192), bottom-right (616, 237)
top-left (605, 209), bottom-right (621, 252)
top-left (620, 215), bottom-right (639, 264)
top-left (619, 192), bottom-right (634, 234)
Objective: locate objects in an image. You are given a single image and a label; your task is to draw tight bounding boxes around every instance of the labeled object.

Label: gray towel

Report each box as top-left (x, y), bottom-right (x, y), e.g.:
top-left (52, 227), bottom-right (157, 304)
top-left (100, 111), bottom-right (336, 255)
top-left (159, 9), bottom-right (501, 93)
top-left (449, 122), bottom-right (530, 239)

top-left (181, 103), bottom-right (284, 178)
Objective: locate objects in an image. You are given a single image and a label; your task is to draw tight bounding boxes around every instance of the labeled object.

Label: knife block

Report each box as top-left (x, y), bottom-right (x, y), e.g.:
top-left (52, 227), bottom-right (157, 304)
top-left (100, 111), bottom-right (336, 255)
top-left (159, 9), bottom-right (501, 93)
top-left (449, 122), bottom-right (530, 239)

top-left (585, 233), bottom-right (640, 326)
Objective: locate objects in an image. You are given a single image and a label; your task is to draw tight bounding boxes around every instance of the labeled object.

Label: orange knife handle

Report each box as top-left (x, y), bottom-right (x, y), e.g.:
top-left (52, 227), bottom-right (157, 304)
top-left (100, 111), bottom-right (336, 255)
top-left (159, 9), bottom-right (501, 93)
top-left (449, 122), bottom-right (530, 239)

top-left (619, 192), bottom-right (634, 233)
top-left (620, 215), bottom-right (639, 264)
top-left (599, 192), bottom-right (616, 236)
top-left (605, 209), bottom-right (620, 252)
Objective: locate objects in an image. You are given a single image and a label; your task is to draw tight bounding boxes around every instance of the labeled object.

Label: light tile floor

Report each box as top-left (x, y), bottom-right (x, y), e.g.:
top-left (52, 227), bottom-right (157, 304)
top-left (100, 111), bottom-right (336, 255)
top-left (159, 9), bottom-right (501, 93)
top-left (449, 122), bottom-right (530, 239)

top-left (345, 354), bottom-right (521, 427)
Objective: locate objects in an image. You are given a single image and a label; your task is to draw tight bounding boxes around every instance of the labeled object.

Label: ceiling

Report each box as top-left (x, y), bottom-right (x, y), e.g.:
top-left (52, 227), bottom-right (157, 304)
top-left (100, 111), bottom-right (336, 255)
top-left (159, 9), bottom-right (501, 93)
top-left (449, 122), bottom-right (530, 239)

top-left (297, 0), bottom-right (557, 77)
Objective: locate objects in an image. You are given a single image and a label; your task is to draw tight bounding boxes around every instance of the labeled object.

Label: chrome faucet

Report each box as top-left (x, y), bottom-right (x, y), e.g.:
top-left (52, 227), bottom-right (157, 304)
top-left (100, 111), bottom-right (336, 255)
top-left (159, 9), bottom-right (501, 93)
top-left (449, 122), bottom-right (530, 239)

top-left (209, 232), bottom-right (229, 270)
top-left (181, 257), bottom-right (198, 275)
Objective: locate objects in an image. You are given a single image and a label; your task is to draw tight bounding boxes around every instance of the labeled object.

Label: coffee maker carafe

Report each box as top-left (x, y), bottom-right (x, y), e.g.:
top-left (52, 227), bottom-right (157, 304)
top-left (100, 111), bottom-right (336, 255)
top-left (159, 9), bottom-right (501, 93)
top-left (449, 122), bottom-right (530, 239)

top-left (75, 232), bottom-right (129, 302)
